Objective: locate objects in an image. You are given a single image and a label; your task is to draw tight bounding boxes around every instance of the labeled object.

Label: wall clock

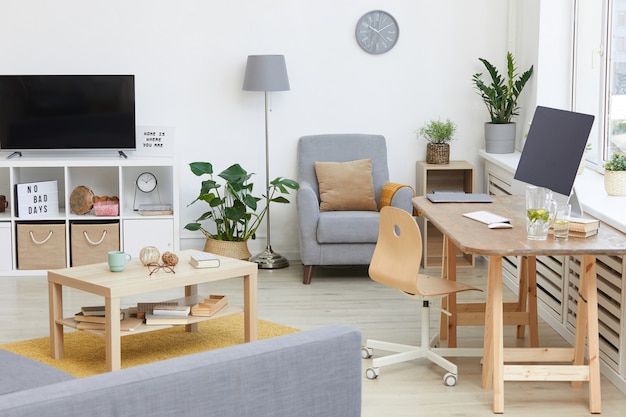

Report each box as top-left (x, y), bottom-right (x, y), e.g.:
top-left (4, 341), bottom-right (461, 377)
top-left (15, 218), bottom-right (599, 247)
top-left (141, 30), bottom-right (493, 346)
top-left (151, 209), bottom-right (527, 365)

top-left (355, 10), bottom-right (399, 54)
top-left (136, 172), bottom-right (158, 193)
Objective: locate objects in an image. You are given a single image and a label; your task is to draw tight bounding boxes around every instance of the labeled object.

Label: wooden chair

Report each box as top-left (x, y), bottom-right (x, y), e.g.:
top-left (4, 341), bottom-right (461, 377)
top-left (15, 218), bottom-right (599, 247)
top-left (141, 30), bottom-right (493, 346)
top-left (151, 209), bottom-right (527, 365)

top-left (362, 206), bottom-right (482, 386)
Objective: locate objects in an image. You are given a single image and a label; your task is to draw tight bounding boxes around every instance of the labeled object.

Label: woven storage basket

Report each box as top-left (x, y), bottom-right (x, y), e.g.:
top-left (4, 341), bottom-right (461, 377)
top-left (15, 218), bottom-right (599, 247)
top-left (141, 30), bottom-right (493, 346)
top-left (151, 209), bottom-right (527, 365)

top-left (426, 143), bottom-right (450, 164)
top-left (70, 221), bottom-right (120, 266)
top-left (604, 170), bottom-right (626, 196)
top-left (17, 223), bottom-right (66, 270)
top-left (203, 235), bottom-right (251, 260)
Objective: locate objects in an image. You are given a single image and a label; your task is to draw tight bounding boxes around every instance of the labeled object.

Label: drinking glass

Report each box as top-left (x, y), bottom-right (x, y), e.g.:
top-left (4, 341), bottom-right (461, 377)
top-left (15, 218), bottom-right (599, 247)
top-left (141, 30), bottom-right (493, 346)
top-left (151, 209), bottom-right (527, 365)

top-left (554, 204), bottom-right (571, 241)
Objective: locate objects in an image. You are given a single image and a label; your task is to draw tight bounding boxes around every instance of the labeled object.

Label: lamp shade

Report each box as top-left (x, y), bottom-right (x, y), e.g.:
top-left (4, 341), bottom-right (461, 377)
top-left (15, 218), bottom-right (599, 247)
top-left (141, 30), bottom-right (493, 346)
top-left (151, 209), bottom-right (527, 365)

top-left (243, 55), bottom-right (290, 92)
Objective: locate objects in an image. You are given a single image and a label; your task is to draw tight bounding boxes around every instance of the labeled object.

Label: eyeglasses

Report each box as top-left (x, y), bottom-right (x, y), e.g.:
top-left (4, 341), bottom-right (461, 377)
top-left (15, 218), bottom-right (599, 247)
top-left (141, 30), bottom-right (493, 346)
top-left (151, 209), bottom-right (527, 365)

top-left (147, 262), bottom-right (176, 276)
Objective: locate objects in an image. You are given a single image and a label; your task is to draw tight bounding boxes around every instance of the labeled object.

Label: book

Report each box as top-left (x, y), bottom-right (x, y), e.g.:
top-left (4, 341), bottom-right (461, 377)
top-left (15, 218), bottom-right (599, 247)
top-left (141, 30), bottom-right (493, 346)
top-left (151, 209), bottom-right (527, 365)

top-left (567, 228), bottom-right (599, 238)
top-left (549, 227), bottom-right (599, 238)
top-left (152, 305), bottom-right (190, 317)
top-left (144, 313), bottom-right (189, 325)
top-left (568, 217), bottom-right (600, 233)
top-left (81, 306), bottom-right (106, 316)
top-left (75, 317), bottom-right (144, 331)
top-left (74, 311), bottom-right (124, 324)
top-left (138, 204), bottom-right (173, 216)
top-left (189, 252), bottom-right (220, 268)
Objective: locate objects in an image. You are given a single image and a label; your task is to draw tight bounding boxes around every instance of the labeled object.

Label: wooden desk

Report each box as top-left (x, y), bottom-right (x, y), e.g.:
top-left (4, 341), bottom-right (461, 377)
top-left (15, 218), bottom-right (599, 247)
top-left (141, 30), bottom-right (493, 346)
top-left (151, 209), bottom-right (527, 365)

top-left (48, 249), bottom-right (258, 372)
top-left (413, 195), bottom-right (626, 414)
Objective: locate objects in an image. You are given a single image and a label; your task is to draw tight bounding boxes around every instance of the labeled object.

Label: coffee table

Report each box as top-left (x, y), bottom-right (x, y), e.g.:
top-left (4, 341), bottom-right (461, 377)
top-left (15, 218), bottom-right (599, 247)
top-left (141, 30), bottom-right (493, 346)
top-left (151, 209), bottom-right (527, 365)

top-left (48, 249), bottom-right (258, 372)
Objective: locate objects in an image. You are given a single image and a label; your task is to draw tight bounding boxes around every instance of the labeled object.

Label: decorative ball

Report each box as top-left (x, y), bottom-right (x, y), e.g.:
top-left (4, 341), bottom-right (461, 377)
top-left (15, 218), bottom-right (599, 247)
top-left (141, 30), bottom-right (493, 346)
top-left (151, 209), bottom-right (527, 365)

top-left (139, 246), bottom-right (160, 266)
top-left (161, 251), bottom-right (179, 266)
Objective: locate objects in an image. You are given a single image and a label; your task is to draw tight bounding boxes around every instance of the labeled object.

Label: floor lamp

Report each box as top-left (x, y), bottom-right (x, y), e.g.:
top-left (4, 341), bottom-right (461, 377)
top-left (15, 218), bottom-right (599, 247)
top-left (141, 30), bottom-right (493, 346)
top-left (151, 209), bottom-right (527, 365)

top-left (243, 54), bottom-right (290, 269)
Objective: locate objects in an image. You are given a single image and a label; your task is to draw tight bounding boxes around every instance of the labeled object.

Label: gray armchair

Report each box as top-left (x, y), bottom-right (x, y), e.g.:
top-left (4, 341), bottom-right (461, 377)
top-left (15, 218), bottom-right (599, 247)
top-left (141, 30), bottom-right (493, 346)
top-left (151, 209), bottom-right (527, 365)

top-left (296, 134), bottom-right (413, 284)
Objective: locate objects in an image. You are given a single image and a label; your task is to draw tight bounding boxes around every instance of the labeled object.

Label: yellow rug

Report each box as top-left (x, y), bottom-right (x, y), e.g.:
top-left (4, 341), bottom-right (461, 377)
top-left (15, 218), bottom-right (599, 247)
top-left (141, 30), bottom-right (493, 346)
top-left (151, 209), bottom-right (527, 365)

top-left (0, 314), bottom-right (298, 378)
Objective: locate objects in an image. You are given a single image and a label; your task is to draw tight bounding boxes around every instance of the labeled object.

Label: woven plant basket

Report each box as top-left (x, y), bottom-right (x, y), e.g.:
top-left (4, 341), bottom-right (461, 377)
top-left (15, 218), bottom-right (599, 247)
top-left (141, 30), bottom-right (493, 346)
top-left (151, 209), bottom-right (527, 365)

top-left (604, 170), bottom-right (626, 196)
top-left (426, 143), bottom-right (450, 164)
top-left (203, 235), bottom-right (251, 260)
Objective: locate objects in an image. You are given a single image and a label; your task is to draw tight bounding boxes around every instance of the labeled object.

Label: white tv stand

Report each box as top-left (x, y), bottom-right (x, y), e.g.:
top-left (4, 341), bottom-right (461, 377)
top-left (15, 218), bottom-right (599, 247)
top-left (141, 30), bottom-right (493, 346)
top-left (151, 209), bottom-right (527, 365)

top-left (0, 153), bottom-right (179, 275)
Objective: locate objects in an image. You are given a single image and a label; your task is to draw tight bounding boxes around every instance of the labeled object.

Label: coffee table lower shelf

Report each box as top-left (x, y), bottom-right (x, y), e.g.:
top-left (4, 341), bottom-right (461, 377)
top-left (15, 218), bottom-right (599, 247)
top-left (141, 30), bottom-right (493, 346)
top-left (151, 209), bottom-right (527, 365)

top-left (57, 305), bottom-right (242, 337)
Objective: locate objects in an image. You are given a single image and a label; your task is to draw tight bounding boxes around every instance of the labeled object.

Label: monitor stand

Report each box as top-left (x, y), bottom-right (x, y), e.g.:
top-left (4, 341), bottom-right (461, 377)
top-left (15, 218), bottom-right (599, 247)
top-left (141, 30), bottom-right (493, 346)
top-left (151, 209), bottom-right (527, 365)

top-left (6, 151), bottom-right (22, 159)
top-left (568, 186), bottom-right (584, 218)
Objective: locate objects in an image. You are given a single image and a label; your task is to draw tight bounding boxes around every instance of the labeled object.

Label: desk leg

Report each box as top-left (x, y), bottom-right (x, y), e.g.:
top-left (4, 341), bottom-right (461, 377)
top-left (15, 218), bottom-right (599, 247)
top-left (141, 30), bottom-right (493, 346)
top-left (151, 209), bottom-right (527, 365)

top-left (243, 271), bottom-right (258, 342)
top-left (575, 255), bottom-right (601, 413)
top-left (482, 255), bottom-right (504, 413)
top-left (105, 297), bottom-right (122, 372)
top-left (439, 236), bottom-right (449, 342)
top-left (48, 280), bottom-right (64, 359)
top-left (517, 256), bottom-right (539, 347)
top-left (185, 285), bottom-right (199, 332)
top-left (445, 236), bottom-right (458, 348)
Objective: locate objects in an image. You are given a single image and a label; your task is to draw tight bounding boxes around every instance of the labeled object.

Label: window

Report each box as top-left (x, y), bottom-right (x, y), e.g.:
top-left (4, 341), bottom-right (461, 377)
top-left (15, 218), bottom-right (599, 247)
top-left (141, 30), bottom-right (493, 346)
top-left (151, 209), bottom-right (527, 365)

top-left (574, 0), bottom-right (626, 168)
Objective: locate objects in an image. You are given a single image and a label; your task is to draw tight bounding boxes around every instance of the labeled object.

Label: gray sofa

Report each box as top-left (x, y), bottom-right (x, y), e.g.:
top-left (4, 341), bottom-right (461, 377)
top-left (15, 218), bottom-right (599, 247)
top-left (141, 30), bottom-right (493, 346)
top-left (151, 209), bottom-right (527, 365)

top-left (297, 134), bottom-right (414, 284)
top-left (0, 324), bottom-right (361, 417)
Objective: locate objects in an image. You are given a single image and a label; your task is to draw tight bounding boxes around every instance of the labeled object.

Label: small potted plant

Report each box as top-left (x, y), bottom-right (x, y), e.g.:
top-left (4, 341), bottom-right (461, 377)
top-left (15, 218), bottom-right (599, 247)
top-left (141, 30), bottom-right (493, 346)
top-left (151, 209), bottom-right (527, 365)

top-left (184, 162), bottom-right (299, 258)
top-left (417, 117), bottom-right (457, 164)
top-left (472, 52), bottom-right (534, 154)
top-left (603, 153), bottom-right (626, 196)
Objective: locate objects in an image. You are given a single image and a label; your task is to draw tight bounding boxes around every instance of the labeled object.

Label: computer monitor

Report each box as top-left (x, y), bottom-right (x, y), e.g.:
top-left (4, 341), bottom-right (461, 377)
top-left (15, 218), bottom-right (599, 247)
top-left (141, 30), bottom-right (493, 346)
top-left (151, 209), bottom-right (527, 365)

top-left (513, 106), bottom-right (595, 216)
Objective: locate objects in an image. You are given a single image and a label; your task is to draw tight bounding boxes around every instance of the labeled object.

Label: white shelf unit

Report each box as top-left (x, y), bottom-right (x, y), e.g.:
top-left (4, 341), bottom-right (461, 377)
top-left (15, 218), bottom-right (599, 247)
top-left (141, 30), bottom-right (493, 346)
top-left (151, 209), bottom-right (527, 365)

top-left (481, 151), bottom-right (626, 394)
top-left (0, 155), bottom-right (179, 276)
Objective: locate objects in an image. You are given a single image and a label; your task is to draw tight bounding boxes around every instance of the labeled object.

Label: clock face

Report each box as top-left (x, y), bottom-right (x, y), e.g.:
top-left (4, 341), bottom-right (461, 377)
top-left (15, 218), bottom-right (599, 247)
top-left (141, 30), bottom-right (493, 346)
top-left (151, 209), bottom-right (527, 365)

top-left (356, 10), bottom-right (399, 54)
top-left (136, 172), bottom-right (157, 193)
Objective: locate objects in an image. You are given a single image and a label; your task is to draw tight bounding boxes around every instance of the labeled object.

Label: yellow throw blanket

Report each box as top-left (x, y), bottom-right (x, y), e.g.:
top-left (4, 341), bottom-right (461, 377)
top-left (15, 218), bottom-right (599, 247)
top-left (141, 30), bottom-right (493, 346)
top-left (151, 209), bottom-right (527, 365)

top-left (380, 182), bottom-right (418, 215)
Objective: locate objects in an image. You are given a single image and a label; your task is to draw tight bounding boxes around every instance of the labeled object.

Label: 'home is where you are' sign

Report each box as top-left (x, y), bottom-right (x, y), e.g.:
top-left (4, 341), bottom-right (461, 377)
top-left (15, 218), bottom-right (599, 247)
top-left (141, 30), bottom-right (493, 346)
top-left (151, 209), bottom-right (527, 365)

top-left (16, 180), bottom-right (59, 218)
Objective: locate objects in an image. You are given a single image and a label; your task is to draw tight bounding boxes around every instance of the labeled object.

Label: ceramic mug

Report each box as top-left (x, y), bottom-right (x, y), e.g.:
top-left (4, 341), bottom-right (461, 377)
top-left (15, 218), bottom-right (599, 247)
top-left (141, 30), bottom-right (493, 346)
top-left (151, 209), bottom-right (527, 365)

top-left (0, 195), bottom-right (7, 213)
top-left (108, 251), bottom-right (132, 272)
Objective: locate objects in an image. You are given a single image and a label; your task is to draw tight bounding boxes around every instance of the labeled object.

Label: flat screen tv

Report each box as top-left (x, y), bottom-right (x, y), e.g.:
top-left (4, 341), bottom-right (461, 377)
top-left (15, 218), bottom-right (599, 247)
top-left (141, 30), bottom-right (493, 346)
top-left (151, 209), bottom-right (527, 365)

top-left (0, 75), bottom-right (136, 153)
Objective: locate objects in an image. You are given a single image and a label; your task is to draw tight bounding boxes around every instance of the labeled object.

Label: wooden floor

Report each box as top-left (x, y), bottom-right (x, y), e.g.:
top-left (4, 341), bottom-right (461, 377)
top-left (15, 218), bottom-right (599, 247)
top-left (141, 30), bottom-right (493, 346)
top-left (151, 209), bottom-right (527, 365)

top-left (1, 258), bottom-right (625, 416)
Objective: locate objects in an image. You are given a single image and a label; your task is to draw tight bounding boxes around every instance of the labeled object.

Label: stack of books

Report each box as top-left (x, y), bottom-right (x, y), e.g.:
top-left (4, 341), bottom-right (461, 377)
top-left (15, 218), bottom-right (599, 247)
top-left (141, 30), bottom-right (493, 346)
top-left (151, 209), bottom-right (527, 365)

top-left (550, 217), bottom-right (600, 238)
top-left (73, 306), bottom-right (143, 331)
top-left (144, 304), bottom-right (191, 325)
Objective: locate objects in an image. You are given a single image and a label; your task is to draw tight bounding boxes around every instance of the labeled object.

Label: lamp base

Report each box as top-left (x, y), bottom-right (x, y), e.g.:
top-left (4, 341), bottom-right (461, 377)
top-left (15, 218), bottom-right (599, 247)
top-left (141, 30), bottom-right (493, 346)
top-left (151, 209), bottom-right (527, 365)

top-left (249, 245), bottom-right (289, 269)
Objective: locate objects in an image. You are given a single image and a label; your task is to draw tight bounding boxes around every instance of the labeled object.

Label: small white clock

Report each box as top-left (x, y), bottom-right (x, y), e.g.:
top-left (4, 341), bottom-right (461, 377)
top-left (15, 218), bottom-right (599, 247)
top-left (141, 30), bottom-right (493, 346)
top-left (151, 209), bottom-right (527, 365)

top-left (136, 172), bottom-right (158, 193)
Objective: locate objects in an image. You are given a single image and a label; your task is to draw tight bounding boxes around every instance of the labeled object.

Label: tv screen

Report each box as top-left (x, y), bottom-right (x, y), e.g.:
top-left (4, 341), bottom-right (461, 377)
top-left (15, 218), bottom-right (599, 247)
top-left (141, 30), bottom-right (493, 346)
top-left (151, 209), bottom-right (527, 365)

top-left (0, 75), bottom-right (136, 151)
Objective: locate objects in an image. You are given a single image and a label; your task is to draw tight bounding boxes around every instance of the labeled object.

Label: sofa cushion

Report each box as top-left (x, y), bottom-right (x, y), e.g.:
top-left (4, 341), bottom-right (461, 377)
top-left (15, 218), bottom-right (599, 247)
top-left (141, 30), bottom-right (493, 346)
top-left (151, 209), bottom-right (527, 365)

top-left (0, 350), bottom-right (75, 396)
top-left (317, 211), bottom-right (379, 243)
top-left (314, 159), bottom-right (378, 212)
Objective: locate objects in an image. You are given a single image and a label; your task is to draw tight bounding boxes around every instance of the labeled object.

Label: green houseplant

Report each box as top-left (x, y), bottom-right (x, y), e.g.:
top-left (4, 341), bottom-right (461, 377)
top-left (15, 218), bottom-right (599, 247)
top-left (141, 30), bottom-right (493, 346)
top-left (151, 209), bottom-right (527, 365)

top-left (184, 162), bottom-right (299, 257)
top-left (417, 118), bottom-right (457, 164)
top-left (603, 153), bottom-right (626, 196)
top-left (472, 51), bottom-right (534, 154)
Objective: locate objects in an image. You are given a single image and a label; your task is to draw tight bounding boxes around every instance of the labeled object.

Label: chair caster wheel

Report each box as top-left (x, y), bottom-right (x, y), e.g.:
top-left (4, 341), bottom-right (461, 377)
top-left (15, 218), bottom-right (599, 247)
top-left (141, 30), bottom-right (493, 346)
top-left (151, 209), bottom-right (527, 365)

top-left (443, 372), bottom-right (457, 386)
top-left (361, 347), bottom-right (373, 359)
top-left (365, 367), bottom-right (379, 379)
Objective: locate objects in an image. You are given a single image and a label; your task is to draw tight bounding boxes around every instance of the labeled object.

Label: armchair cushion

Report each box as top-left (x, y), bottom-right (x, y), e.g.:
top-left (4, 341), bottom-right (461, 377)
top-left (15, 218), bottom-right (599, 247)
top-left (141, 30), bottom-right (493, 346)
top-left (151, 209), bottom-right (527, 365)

top-left (314, 159), bottom-right (377, 212)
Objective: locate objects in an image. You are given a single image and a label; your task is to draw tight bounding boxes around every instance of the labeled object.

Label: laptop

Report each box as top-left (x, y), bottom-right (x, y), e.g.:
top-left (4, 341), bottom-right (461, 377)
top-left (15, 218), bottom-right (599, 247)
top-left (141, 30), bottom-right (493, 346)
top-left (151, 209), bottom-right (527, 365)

top-left (426, 192), bottom-right (494, 203)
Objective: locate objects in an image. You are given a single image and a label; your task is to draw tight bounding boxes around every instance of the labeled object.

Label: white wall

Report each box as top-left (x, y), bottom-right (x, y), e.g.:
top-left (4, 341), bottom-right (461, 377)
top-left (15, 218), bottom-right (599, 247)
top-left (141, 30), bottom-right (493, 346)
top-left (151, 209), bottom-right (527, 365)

top-left (0, 0), bottom-right (515, 258)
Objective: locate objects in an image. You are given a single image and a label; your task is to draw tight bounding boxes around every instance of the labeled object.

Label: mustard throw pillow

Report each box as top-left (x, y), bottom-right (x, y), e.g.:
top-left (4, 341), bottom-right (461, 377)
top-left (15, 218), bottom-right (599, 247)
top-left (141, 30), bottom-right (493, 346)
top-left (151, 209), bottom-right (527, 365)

top-left (314, 159), bottom-right (378, 211)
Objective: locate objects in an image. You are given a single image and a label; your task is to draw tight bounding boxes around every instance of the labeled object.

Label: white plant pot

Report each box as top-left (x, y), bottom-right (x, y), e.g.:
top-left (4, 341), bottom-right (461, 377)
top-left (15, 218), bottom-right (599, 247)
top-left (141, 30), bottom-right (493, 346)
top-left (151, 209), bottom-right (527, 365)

top-left (604, 170), bottom-right (626, 196)
top-left (484, 122), bottom-right (516, 154)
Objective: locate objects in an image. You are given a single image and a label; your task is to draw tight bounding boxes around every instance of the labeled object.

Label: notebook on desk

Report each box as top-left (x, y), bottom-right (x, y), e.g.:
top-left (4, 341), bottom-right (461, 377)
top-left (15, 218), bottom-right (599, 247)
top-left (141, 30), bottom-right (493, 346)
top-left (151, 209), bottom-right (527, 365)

top-left (426, 192), bottom-right (494, 203)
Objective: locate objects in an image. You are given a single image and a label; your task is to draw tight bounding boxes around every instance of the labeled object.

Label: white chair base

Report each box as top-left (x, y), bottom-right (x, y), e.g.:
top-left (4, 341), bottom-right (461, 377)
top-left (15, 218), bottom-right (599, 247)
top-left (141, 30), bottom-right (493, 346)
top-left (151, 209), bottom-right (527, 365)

top-left (362, 300), bottom-right (482, 386)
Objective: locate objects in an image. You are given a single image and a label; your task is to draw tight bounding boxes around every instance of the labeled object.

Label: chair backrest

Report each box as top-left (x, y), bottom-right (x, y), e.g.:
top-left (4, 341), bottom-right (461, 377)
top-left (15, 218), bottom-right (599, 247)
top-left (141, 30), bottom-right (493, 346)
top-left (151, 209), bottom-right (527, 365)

top-left (297, 134), bottom-right (390, 203)
top-left (369, 206), bottom-right (427, 295)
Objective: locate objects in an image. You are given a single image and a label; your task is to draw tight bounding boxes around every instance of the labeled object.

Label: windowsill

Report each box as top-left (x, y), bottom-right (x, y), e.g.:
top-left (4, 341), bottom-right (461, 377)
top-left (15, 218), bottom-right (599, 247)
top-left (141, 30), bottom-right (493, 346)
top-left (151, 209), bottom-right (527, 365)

top-left (479, 150), bottom-right (626, 235)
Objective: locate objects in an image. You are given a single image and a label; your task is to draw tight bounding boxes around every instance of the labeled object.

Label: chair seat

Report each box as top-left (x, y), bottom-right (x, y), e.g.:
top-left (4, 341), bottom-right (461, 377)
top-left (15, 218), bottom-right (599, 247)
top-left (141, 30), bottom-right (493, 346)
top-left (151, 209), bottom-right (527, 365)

top-left (317, 211), bottom-right (379, 244)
